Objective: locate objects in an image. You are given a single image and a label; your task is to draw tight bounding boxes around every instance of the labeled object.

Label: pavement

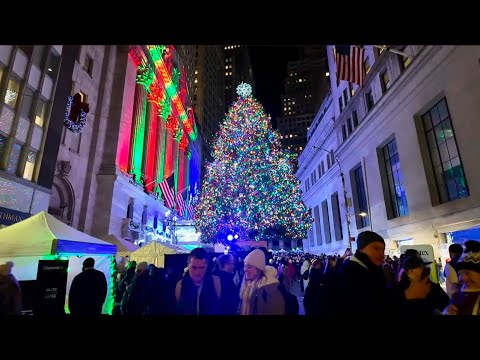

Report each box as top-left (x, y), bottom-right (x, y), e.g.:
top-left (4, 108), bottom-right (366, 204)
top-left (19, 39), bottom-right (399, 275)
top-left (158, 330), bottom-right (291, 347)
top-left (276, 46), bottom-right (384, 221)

top-left (289, 278), bottom-right (305, 315)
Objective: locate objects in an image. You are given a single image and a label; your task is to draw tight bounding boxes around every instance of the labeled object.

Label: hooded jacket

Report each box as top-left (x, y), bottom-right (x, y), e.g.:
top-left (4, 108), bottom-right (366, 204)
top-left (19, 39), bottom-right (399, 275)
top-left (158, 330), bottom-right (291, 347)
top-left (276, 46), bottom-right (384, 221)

top-left (241, 265), bottom-right (285, 315)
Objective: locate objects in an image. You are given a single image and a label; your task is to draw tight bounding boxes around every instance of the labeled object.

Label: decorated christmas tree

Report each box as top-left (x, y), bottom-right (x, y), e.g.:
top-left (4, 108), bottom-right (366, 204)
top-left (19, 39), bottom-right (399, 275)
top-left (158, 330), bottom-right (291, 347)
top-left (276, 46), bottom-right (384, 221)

top-left (195, 83), bottom-right (312, 245)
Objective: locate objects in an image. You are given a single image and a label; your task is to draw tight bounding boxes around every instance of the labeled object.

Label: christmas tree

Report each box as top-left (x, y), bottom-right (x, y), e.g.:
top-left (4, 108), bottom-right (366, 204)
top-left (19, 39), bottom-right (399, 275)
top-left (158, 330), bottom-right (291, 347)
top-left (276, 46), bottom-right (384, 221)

top-left (195, 83), bottom-right (312, 244)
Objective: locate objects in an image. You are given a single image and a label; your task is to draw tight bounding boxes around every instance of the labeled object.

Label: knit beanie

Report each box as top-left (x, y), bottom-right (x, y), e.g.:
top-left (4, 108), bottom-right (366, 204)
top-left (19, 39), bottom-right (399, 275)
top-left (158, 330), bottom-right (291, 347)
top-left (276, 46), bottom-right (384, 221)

top-left (456, 240), bottom-right (480, 274)
top-left (356, 231), bottom-right (385, 250)
top-left (245, 249), bottom-right (266, 272)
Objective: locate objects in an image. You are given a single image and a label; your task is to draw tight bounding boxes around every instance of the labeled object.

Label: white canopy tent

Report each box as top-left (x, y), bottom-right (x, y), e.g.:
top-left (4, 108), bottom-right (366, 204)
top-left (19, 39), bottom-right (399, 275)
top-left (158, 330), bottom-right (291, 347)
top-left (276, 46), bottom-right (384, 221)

top-left (0, 211), bottom-right (116, 314)
top-left (129, 241), bottom-right (189, 268)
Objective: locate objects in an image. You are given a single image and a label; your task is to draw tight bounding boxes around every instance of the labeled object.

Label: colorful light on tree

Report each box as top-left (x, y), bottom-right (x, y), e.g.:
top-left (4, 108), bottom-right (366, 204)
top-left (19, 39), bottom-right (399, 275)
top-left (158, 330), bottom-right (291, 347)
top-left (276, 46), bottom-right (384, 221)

top-left (195, 83), bottom-right (312, 244)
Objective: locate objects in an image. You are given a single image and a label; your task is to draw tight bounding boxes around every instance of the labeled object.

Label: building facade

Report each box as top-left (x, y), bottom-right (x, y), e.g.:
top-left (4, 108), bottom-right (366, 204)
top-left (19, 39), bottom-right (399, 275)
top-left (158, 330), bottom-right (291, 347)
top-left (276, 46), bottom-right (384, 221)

top-left (224, 45), bottom-right (255, 113)
top-left (48, 45), bottom-right (201, 245)
top-left (193, 45), bottom-right (225, 168)
top-left (299, 45), bottom-right (480, 261)
top-left (277, 47), bottom-right (330, 158)
top-left (0, 45), bottom-right (64, 226)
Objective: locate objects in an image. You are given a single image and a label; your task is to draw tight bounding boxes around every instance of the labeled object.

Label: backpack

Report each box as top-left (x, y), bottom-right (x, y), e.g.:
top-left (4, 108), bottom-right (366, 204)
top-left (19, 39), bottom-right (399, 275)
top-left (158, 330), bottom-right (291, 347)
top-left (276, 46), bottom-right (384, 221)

top-left (278, 284), bottom-right (299, 315)
top-left (302, 268), bottom-right (309, 281)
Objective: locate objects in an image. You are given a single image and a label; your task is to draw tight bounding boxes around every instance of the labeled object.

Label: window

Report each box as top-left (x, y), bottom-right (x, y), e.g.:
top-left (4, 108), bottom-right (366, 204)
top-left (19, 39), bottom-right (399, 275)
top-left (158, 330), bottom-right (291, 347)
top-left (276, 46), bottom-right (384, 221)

top-left (365, 90), bottom-right (374, 112)
top-left (20, 87), bottom-right (34, 119)
top-left (22, 148), bottom-right (37, 181)
top-left (318, 163), bottom-right (322, 178)
top-left (349, 82), bottom-right (355, 97)
top-left (351, 165), bottom-right (369, 229)
top-left (380, 70), bottom-right (390, 93)
top-left (35, 98), bottom-right (48, 127)
top-left (322, 200), bottom-right (332, 243)
top-left (346, 118), bottom-right (353, 135)
top-left (343, 88), bottom-right (348, 105)
top-left (352, 110), bottom-right (359, 128)
top-left (32, 45), bottom-right (47, 68)
top-left (70, 132), bottom-right (81, 154)
top-left (0, 67), bottom-right (4, 86)
top-left (331, 192), bottom-right (343, 241)
top-left (4, 76), bottom-right (21, 109)
top-left (327, 154), bottom-right (332, 169)
top-left (7, 142), bottom-right (22, 175)
top-left (18, 45), bottom-right (34, 57)
top-left (312, 205), bottom-right (323, 245)
top-left (422, 98), bottom-right (469, 203)
top-left (306, 178), bottom-right (310, 191)
top-left (364, 58), bottom-right (371, 75)
top-left (84, 55), bottom-right (94, 76)
top-left (0, 133), bottom-right (6, 160)
top-left (382, 138), bottom-right (409, 218)
top-left (399, 54), bottom-right (412, 71)
top-left (342, 125), bottom-right (347, 141)
top-left (338, 97), bottom-right (343, 113)
top-left (45, 49), bottom-right (61, 79)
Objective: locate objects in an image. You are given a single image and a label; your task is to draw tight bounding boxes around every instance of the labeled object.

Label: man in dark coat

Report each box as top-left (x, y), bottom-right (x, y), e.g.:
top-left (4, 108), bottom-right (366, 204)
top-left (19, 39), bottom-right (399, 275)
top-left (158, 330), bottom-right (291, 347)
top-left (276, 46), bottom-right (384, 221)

top-left (68, 258), bottom-right (107, 315)
top-left (212, 254), bottom-right (239, 315)
top-left (338, 231), bottom-right (390, 316)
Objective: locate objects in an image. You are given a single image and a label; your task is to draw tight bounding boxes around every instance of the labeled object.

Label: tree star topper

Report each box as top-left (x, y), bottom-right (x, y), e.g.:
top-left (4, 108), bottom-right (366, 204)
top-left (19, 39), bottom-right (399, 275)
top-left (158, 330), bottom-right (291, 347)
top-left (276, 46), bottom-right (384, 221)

top-left (236, 82), bottom-right (252, 98)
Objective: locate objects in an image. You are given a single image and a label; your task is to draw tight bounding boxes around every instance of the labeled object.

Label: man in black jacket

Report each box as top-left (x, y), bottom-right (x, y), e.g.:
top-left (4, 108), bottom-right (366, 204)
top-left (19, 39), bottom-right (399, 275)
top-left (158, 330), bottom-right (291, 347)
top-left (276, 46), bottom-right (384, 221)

top-left (69, 258), bottom-right (107, 315)
top-left (212, 254), bottom-right (240, 315)
top-left (339, 231), bottom-right (390, 316)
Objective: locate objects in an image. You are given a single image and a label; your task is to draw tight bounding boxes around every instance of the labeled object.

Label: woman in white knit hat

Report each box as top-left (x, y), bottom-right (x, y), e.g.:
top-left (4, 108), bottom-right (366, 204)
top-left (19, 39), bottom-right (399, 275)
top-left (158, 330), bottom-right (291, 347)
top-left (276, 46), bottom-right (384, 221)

top-left (239, 249), bottom-right (285, 315)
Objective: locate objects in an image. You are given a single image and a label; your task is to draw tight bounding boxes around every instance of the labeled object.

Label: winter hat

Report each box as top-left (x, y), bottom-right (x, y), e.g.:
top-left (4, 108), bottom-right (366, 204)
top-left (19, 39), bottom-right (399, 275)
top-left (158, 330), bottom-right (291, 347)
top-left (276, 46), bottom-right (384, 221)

top-left (245, 249), bottom-right (266, 272)
top-left (356, 231), bottom-right (385, 250)
top-left (456, 240), bottom-right (480, 274)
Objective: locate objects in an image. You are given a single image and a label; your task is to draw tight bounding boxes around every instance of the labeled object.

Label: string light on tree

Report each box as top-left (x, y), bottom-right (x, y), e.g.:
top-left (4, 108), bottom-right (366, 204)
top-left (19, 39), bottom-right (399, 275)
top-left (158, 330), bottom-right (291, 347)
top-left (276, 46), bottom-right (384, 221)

top-left (195, 83), bottom-right (312, 245)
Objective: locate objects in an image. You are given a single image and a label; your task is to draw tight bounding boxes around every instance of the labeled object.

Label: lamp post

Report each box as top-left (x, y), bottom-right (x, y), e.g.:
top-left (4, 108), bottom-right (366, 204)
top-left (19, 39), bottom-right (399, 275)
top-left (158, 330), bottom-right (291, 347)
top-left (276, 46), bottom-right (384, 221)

top-left (312, 146), bottom-right (354, 251)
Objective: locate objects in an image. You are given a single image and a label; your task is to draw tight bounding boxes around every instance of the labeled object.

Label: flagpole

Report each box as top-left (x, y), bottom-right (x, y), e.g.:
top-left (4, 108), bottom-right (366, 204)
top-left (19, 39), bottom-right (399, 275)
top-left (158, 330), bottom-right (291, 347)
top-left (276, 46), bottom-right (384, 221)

top-left (372, 45), bottom-right (412, 59)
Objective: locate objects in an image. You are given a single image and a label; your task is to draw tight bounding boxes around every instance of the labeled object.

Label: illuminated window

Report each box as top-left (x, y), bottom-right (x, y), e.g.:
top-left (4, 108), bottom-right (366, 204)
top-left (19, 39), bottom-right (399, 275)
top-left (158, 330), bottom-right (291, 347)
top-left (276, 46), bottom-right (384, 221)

top-left (194, 79), bottom-right (198, 83)
top-left (195, 69), bottom-right (198, 74)
top-left (225, 72), bottom-right (228, 76)
top-left (35, 98), bottom-right (48, 127)
top-left (22, 149), bottom-right (37, 181)
top-left (4, 77), bottom-right (21, 109)
top-left (225, 66), bottom-right (228, 69)
top-left (229, 72), bottom-right (232, 75)
top-left (326, 72), bottom-right (330, 77)
top-left (364, 58), bottom-right (371, 75)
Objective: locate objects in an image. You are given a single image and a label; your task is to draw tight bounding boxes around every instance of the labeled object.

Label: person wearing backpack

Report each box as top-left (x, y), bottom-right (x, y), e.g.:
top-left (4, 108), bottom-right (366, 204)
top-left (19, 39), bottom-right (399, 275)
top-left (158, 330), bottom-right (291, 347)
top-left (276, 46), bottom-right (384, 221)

top-left (239, 249), bottom-right (285, 315)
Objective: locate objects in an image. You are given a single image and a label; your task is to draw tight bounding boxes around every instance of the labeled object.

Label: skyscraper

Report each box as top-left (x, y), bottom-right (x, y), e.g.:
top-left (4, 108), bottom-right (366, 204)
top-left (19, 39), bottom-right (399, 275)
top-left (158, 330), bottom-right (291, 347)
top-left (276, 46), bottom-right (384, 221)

top-left (277, 46), bottom-right (330, 158)
top-left (224, 45), bottom-right (255, 113)
top-left (192, 46), bottom-right (225, 173)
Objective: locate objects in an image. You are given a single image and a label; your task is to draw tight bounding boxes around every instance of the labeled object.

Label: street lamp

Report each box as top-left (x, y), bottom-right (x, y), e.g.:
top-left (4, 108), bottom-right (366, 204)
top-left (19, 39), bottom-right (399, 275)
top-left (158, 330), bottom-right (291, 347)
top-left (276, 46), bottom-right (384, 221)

top-left (312, 146), bottom-right (354, 251)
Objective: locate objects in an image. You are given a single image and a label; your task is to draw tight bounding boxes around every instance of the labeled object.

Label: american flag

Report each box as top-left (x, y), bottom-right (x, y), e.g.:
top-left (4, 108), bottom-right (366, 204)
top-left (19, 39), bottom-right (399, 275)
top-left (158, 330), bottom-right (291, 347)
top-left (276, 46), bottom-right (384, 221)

top-left (176, 188), bottom-right (187, 217)
top-left (160, 172), bottom-right (175, 209)
top-left (187, 193), bottom-right (194, 219)
top-left (335, 45), bottom-right (366, 87)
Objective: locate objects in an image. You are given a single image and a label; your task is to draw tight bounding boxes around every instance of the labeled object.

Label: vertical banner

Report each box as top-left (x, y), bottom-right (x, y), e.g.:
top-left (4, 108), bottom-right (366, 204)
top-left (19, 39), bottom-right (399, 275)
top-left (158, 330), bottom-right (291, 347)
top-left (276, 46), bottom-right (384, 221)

top-left (35, 259), bottom-right (69, 315)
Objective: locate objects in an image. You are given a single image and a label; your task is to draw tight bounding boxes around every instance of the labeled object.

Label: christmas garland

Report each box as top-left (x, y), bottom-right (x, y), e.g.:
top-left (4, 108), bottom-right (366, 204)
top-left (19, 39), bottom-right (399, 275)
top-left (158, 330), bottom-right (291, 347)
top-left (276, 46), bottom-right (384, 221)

top-left (64, 95), bottom-right (88, 132)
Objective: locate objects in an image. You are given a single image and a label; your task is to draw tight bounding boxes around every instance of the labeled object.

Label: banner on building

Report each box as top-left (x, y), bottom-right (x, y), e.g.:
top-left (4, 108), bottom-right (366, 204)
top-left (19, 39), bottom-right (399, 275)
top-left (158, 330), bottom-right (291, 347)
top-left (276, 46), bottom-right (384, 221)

top-left (0, 206), bottom-right (31, 225)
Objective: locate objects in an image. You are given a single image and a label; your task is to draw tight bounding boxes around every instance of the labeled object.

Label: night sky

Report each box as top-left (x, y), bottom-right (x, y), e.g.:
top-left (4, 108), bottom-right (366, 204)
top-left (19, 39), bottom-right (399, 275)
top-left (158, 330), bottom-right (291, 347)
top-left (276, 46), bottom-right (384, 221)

top-left (248, 46), bottom-right (302, 128)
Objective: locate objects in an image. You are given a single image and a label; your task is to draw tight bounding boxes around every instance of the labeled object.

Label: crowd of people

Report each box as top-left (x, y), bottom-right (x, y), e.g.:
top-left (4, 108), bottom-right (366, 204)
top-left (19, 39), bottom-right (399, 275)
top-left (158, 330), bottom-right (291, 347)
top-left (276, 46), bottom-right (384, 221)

top-left (1, 230), bottom-right (480, 315)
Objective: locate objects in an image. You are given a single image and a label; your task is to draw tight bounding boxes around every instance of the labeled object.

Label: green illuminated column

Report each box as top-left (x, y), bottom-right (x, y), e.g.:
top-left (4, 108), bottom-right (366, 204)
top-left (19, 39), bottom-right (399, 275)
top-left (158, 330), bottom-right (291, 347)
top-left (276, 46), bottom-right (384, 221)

top-left (128, 64), bottom-right (154, 182)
